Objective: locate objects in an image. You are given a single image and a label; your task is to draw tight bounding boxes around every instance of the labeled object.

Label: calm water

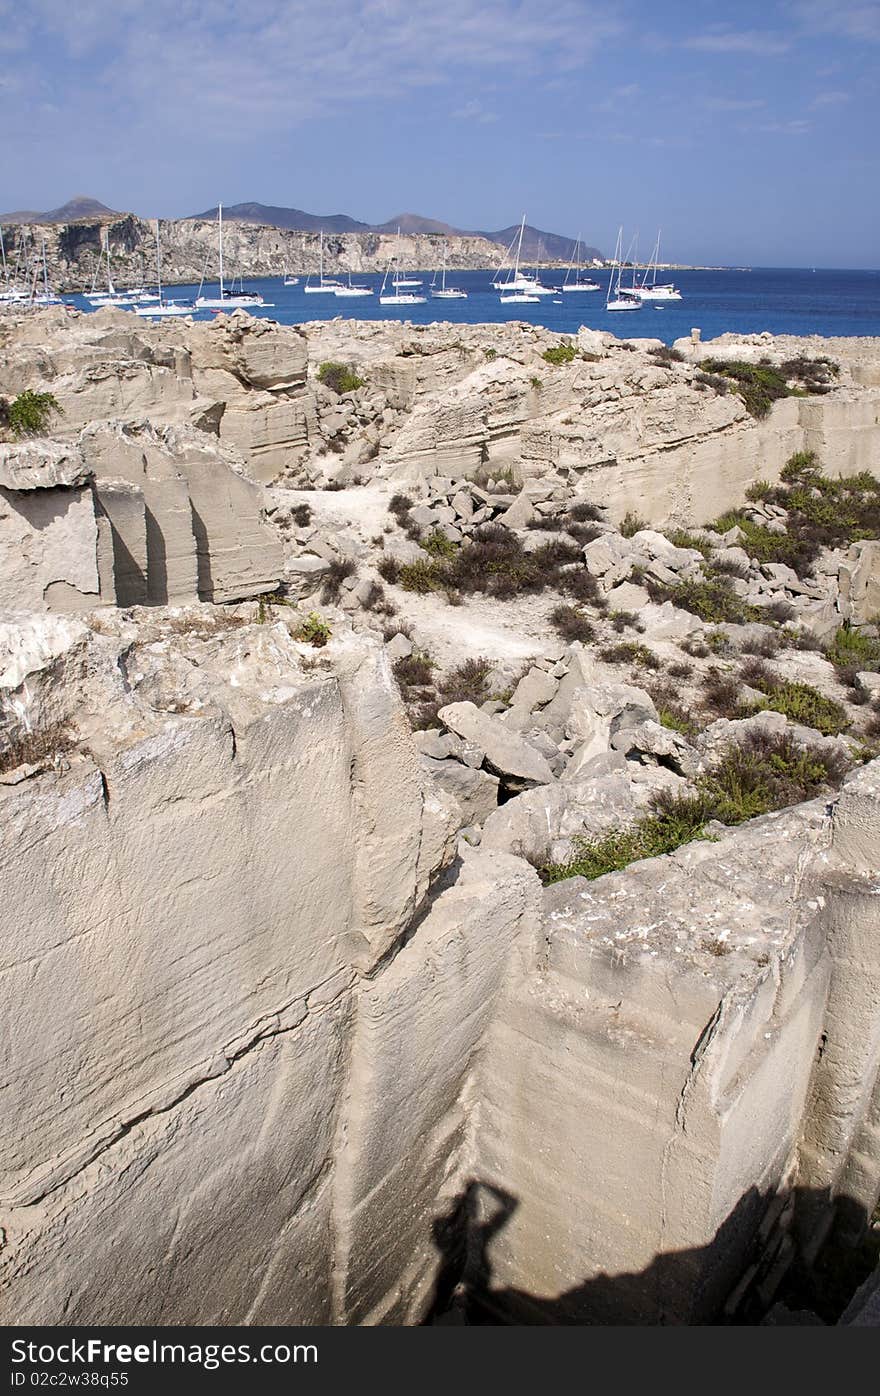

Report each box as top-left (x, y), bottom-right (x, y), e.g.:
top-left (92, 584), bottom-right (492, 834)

top-left (66, 266), bottom-right (880, 345)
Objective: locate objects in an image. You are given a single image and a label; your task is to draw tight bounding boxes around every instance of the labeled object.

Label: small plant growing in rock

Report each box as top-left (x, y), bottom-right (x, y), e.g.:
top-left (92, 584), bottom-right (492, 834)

top-left (530, 376), bottom-right (543, 390)
top-left (422, 529), bottom-right (458, 559)
top-left (0, 720), bottom-right (74, 775)
top-left (540, 730), bottom-right (849, 885)
top-left (1, 390), bottom-right (62, 438)
top-left (291, 502), bottom-right (312, 527)
top-left (648, 345), bottom-right (685, 365)
top-left (377, 556), bottom-right (401, 585)
top-left (317, 361), bottom-right (364, 394)
top-left (619, 511), bottom-right (647, 538)
top-left (541, 343), bottom-right (577, 366)
top-left (745, 479), bottom-right (773, 501)
top-left (294, 612), bottom-right (331, 647)
top-left (320, 556), bottom-right (357, 601)
top-left (550, 604), bottom-right (595, 643)
top-left (484, 348), bottom-right (497, 361)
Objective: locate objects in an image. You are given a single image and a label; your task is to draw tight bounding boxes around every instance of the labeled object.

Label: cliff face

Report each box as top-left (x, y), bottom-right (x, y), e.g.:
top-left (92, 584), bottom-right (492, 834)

top-left (7, 216), bottom-right (510, 292)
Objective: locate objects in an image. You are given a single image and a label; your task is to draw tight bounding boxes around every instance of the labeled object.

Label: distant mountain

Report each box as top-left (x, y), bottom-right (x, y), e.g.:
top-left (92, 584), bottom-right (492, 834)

top-left (372, 212), bottom-right (460, 236)
top-left (0, 196), bottom-right (119, 224)
top-left (192, 202), bottom-right (371, 234)
top-left (185, 202), bottom-right (602, 261)
top-left (477, 223), bottom-right (600, 264)
top-left (0, 194), bottom-right (602, 260)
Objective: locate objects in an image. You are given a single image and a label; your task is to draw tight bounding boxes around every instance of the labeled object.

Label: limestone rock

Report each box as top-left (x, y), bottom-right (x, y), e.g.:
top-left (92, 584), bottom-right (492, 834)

top-left (438, 701), bottom-right (555, 789)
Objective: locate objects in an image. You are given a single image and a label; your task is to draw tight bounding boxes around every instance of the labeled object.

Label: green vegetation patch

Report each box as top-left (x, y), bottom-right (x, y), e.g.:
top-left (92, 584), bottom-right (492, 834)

top-left (317, 361), bottom-right (364, 394)
top-left (541, 343), bottom-right (577, 366)
top-left (0, 390), bottom-right (63, 438)
top-left (541, 730), bottom-right (848, 885)
top-left (699, 356), bottom-right (838, 419)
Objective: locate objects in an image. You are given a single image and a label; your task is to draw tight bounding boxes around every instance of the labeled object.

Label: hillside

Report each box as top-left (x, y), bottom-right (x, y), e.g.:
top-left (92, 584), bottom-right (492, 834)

top-left (0, 196), bottom-right (119, 225)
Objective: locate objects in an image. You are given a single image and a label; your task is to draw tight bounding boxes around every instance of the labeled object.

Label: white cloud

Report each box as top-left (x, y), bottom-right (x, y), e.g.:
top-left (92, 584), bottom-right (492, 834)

top-left (4, 0), bottom-right (624, 144)
top-left (757, 118), bottom-right (812, 134)
top-left (790, 2), bottom-right (880, 42)
top-left (810, 89), bottom-right (852, 105)
top-left (704, 97), bottom-right (767, 111)
top-left (451, 99), bottom-right (498, 123)
top-left (684, 28), bottom-right (791, 55)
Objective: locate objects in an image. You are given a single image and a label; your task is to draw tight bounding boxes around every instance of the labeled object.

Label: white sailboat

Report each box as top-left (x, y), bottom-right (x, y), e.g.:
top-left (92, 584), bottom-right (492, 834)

top-left (84, 237), bottom-right (138, 306)
top-left (31, 239), bottom-right (63, 305)
top-left (430, 241), bottom-right (467, 299)
top-left (498, 218), bottom-right (540, 303)
top-left (303, 231), bottom-right (344, 293)
top-left (561, 235), bottom-right (601, 292)
top-left (631, 231), bottom-right (682, 300)
top-left (389, 228), bottom-right (422, 288)
top-left (334, 271), bottom-right (373, 298)
top-left (379, 235), bottom-right (426, 304)
top-left (136, 222), bottom-right (193, 317)
top-left (195, 205), bottom-right (266, 309)
top-left (0, 226), bottom-right (28, 301)
top-left (605, 228), bottom-right (641, 312)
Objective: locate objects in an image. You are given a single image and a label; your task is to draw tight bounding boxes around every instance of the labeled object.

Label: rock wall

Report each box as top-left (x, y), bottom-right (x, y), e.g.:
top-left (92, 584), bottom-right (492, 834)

top-left (0, 616), bottom-right (538, 1323)
top-left (10, 217), bottom-right (505, 293)
top-left (466, 770), bottom-right (880, 1324)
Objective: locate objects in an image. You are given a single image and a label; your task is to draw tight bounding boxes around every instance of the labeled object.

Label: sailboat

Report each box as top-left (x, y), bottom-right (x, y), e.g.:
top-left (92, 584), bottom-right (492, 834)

top-left (631, 231), bottom-right (682, 300)
top-left (561, 235), bottom-right (601, 292)
top-left (379, 234), bottom-right (426, 305)
top-left (136, 222), bottom-right (193, 317)
top-left (430, 241), bottom-right (467, 299)
top-left (605, 228), bottom-right (641, 312)
top-left (195, 205), bottom-right (266, 309)
top-left (84, 236), bottom-right (138, 306)
top-left (386, 229), bottom-right (422, 289)
top-left (498, 218), bottom-right (540, 303)
top-left (0, 226), bottom-right (28, 302)
top-left (31, 239), bottom-right (63, 305)
top-left (303, 231), bottom-right (344, 293)
top-left (334, 271), bottom-right (373, 298)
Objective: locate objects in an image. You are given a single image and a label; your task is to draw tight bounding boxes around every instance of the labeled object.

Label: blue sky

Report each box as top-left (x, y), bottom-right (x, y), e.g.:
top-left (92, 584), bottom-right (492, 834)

top-left (1, 0), bottom-right (878, 266)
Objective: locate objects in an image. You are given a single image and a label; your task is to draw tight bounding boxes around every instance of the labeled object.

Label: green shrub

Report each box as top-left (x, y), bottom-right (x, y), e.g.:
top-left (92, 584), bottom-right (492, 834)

top-left (530, 376), bottom-right (543, 389)
top-left (320, 556), bottom-right (356, 601)
top-left (745, 479), bottom-right (773, 501)
top-left (826, 625), bottom-right (880, 676)
top-left (550, 604), bottom-right (595, 643)
top-left (746, 673), bottom-right (850, 735)
top-left (666, 528), bottom-right (711, 557)
top-left (317, 361), bottom-right (364, 394)
top-left (484, 348), bottom-right (497, 361)
top-left (294, 612), bottom-right (331, 647)
top-left (619, 511), bottom-right (647, 538)
top-left (393, 652), bottom-right (434, 688)
top-left (541, 343), bottom-right (577, 366)
top-left (647, 574), bottom-right (762, 625)
top-left (599, 641), bottom-right (660, 669)
top-left (648, 344), bottom-right (685, 365)
top-left (541, 730), bottom-right (848, 884)
top-left (2, 390), bottom-right (62, 438)
top-left (422, 529), bottom-right (458, 559)
top-left (399, 559), bottom-right (445, 594)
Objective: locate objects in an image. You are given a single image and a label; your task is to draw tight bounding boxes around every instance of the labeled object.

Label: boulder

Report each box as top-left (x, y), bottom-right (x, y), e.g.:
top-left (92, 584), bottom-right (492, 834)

top-left (420, 757), bottom-right (500, 825)
top-left (438, 702), bottom-right (555, 789)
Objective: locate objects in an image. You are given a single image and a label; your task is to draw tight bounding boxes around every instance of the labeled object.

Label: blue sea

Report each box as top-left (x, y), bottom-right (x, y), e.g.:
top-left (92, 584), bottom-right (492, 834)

top-left (66, 266), bottom-right (880, 345)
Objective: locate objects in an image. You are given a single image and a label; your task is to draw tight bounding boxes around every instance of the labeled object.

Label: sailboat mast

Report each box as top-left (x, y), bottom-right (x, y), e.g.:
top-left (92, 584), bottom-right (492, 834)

top-left (42, 238), bottom-right (49, 296)
top-left (218, 204), bottom-right (224, 297)
top-left (155, 221), bottom-right (162, 302)
top-left (514, 215), bottom-right (526, 278)
top-left (319, 230), bottom-right (324, 287)
top-left (0, 226), bottom-right (7, 284)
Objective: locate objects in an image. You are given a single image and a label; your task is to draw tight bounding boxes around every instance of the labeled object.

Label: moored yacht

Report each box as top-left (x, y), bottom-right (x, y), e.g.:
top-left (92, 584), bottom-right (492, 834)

top-left (195, 205), bottom-right (266, 309)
